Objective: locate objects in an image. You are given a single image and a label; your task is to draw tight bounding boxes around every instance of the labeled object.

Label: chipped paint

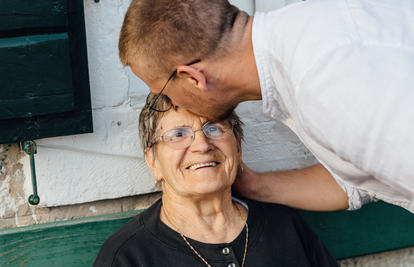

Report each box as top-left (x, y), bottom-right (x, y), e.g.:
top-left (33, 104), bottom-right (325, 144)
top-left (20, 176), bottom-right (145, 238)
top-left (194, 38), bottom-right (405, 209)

top-left (0, 144), bottom-right (26, 219)
top-left (89, 206), bottom-right (98, 213)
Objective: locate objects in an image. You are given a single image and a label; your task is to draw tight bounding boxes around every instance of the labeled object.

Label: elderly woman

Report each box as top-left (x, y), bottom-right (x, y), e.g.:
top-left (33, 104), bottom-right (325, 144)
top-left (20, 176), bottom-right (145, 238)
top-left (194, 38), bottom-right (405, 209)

top-left (94, 95), bottom-right (339, 267)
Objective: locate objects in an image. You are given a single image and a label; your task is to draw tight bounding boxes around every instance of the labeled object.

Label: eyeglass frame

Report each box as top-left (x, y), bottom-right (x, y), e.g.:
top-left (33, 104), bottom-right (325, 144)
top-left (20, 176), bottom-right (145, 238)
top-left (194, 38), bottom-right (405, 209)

top-left (148, 120), bottom-right (235, 150)
top-left (146, 59), bottom-right (202, 112)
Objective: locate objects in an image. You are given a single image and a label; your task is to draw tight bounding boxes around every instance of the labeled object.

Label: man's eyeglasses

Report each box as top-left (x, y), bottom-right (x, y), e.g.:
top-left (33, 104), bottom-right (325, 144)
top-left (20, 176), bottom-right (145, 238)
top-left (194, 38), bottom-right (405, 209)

top-left (146, 59), bottom-right (202, 112)
top-left (149, 120), bottom-right (235, 150)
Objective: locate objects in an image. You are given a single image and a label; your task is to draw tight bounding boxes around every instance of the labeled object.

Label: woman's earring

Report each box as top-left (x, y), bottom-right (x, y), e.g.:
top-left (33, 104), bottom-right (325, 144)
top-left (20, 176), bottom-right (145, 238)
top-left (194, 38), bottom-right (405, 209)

top-left (155, 179), bottom-right (163, 189)
top-left (237, 165), bottom-right (244, 175)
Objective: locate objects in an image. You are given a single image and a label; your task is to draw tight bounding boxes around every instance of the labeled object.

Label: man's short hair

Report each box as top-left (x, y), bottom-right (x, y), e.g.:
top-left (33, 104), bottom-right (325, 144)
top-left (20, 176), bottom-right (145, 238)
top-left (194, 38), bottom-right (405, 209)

top-left (119, 0), bottom-right (239, 82)
top-left (139, 94), bottom-right (244, 153)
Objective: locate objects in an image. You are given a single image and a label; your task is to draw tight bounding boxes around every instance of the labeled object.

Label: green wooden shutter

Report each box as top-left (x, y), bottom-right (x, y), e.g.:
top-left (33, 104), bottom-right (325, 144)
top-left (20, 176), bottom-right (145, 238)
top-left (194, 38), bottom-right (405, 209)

top-left (0, 0), bottom-right (93, 144)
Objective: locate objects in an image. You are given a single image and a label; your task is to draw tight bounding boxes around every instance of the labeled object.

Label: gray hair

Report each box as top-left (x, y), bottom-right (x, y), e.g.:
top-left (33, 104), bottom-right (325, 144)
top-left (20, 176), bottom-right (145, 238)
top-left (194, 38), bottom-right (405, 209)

top-left (139, 94), bottom-right (244, 153)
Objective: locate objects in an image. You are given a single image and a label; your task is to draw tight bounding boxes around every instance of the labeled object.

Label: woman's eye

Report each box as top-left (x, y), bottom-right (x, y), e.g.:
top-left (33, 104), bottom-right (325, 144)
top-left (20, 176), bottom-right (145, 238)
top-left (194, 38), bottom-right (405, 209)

top-left (168, 128), bottom-right (190, 141)
top-left (209, 126), bottom-right (219, 132)
top-left (206, 125), bottom-right (223, 136)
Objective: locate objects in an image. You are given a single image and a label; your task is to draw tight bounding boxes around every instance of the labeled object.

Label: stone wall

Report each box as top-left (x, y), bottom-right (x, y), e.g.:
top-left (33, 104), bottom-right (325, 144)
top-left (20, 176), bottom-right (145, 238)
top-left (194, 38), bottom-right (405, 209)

top-left (338, 247), bottom-right (414, 267)
top-left (0, 142), bottom-right (161, 229)
top-left (0, 144), bottom-right (28, 228)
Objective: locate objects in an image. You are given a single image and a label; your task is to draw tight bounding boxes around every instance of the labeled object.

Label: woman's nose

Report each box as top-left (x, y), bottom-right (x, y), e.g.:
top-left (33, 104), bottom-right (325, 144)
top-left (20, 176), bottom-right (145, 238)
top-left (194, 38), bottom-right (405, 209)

top-left (189, 129), bottom-right (212, 152)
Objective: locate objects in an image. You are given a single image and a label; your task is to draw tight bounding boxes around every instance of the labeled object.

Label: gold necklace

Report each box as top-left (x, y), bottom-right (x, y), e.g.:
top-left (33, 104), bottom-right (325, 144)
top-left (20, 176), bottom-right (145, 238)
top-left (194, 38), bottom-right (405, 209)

top-left (162, 203), bottom-right (248, 267)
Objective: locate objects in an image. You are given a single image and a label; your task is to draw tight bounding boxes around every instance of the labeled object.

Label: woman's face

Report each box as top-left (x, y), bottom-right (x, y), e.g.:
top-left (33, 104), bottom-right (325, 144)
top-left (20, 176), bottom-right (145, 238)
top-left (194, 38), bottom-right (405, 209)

top-left (145, 108), bottom-right (242, 199)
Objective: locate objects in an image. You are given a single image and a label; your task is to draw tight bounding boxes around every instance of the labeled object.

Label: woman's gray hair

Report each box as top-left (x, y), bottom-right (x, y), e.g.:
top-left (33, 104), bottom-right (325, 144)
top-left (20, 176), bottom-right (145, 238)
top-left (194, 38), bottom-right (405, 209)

top-left (139, 94), bottom-right (244, 153)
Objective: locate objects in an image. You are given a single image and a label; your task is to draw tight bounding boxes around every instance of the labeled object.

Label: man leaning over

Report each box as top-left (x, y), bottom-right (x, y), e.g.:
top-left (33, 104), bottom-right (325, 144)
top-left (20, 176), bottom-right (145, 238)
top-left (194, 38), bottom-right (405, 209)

top-left (119, 0), bottom-right (414, 213)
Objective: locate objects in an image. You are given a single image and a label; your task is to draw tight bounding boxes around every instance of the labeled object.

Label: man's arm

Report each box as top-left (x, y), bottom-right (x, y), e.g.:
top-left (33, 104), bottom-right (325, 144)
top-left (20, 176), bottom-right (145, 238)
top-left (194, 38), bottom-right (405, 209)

top-left (233, 163), bottom-right (349, 211)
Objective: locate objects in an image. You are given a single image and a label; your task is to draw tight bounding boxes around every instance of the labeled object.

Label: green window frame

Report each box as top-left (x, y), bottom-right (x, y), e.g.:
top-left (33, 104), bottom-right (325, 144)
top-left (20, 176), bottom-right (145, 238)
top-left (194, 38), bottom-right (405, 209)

top-left (0, 0), bottom-right (93, 144)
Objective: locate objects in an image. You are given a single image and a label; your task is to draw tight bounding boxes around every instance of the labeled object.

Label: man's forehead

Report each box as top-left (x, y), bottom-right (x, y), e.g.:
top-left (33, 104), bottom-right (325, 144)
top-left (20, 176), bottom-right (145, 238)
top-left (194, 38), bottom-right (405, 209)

top-left (129, 63), bottom-right (160, 93)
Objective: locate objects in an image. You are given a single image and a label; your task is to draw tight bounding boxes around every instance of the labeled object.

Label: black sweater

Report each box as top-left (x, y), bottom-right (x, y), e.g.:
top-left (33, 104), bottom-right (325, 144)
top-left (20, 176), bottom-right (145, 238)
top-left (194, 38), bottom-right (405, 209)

top-left (94, 198), bottom-right (339, 267)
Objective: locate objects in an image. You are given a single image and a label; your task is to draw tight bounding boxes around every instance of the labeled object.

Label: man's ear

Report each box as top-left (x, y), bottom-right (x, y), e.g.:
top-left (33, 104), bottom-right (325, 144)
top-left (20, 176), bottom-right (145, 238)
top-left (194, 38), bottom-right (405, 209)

top-left (145, 148), bottom-right (163, 181)
top-left (176, 65), bottom-right (208, 92)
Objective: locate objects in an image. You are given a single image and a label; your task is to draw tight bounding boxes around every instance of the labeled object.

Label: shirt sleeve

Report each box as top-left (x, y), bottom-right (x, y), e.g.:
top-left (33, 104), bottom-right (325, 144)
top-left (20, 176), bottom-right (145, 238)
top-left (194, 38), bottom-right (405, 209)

top-left (334, 178), bottom-right (378, 211)
top-left (296, 44), bottom-right (414, 203)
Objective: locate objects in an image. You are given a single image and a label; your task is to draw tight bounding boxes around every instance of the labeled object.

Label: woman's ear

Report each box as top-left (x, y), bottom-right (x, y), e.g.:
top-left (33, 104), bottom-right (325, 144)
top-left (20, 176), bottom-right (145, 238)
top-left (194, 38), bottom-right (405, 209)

top-left (145, 148), bottom-right (163, 181)
top-left (237, 141), bottom-right (242, 162)
top-left (176, 65), bottom-right (208, 92)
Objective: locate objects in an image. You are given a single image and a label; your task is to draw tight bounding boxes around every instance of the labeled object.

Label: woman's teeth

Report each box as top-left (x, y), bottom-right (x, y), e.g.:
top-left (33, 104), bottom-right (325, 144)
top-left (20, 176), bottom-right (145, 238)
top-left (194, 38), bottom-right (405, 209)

top-left (189, 162), bottom-right (217, 170)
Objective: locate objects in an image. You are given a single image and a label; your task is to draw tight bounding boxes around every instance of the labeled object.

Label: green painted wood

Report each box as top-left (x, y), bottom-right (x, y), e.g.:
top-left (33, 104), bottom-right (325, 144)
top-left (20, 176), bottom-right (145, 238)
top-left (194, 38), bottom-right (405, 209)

top-left (1, 202), bottom-right (414, 266)
top-left (0, 210), bottom-right (143, 267)
top-left (0, 0), bottom-right (93, 144)
top-left (0, 210), bottom-right (143, 236)
top-left (0, 33), bottom-right (74, 120)
top-left (296, 201), bottom-right (414, 260)
top-left (0, 0), bottom-right (68, 35)
top-left (0, 94), bottom-right (74, 121)
top-left (0, 33), bottom-right (73, 99)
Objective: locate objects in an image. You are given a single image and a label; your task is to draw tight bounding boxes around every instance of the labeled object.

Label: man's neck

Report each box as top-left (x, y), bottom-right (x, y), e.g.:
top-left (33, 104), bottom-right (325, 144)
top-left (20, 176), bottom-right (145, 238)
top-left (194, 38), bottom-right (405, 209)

top-left (241, 16), bottom-right (262, 101)
top-left (224, 15), bottom-right (262, 103)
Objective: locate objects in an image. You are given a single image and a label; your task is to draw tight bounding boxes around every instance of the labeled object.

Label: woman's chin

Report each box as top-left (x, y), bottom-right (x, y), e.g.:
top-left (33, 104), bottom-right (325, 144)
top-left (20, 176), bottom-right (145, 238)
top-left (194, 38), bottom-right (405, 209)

top-left (174, 181), bottom-right (232, 198)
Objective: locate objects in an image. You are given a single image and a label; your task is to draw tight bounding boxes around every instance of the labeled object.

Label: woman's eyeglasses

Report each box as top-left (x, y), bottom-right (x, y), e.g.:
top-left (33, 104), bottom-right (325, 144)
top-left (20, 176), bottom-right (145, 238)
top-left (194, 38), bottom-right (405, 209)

top-left (149, 121), bottom-right (234, 150)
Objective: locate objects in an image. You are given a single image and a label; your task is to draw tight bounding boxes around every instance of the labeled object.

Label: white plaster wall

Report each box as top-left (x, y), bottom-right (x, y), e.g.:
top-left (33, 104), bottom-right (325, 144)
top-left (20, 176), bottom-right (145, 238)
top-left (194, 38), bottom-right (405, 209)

top-left (25, 0), bottom-right (314, 207)
top-left (32, 0), bottom-right (156, 207)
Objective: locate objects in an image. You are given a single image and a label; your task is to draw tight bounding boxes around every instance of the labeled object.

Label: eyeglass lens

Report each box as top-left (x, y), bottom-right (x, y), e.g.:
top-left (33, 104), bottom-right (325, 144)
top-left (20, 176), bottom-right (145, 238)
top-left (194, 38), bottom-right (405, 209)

top-left (158, 122), bottom-right (232, 149)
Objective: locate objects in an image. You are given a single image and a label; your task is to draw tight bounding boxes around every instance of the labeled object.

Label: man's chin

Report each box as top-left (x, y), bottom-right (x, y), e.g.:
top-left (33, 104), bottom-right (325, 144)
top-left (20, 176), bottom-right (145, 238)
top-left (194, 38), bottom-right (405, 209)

top-left (208, 105), bottom-right (238, 122)
top-left (175, 102), bottom-right (237, 122)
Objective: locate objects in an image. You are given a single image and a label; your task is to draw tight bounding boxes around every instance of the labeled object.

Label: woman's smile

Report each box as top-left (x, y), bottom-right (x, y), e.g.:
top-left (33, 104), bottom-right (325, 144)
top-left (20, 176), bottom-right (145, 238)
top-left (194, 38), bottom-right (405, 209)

top-left (187, 162), bottom-right (219, 170)
top-left (144, 107), bottom-right (242, 198)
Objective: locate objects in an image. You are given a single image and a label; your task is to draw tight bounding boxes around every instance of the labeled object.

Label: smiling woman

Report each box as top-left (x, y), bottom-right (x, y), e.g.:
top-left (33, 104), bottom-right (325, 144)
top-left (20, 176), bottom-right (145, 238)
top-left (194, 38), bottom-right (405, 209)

top-left (93, 94), bottom-right (340, 267)
top-left (145, 109), bottom-right (242, 199)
